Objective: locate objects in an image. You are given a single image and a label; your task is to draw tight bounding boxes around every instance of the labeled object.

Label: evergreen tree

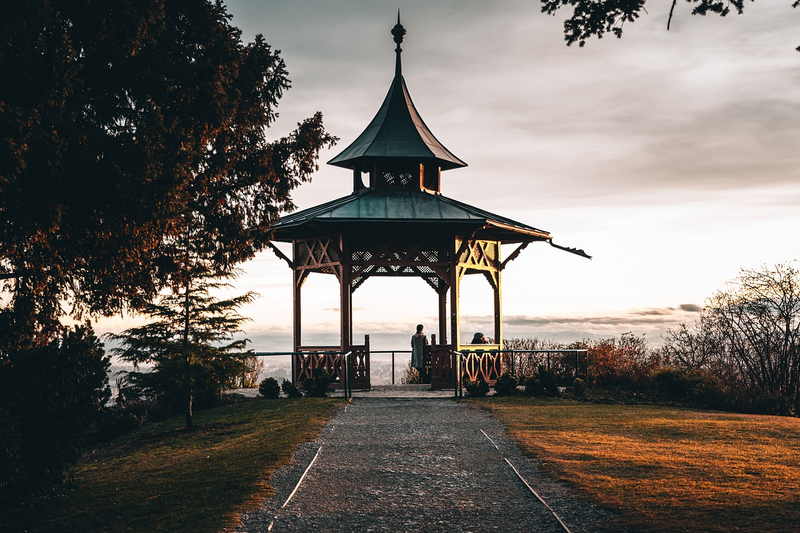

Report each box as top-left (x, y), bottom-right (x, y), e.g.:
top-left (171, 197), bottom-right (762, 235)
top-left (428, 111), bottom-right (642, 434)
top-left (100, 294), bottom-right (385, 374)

top-left (111, 264), bottom-right (256, 428)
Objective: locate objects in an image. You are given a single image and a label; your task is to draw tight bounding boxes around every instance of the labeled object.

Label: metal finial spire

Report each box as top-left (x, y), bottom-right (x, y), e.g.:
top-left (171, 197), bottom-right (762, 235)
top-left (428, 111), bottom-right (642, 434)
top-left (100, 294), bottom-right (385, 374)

top-left (391, 11), bottom-right (406, 76)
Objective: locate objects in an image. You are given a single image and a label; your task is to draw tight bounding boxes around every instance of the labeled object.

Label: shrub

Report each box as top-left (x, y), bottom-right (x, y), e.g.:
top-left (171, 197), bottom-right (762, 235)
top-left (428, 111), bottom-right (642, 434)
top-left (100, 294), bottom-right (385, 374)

top-left (652, 367), bottom-right (697, 400)
top-left (748, 392), bottom-right (794, 416)
top-left (302, 367), bottom-right (333, 397)
top-left (400, 360), bottom-right (421, 384)
top-left (651, 367), bottom-right (725, 408)
top-left (465, 378), bottom-right (490, 397)
top-left (522, 367), bottom-right (560, 397)
top-left (259, 377), bottom-right (280, 399)
top-left (522, 376), bottom-right (544, 397)
top-left (95, 407), bottom-right (145, 440)
top-left (281, 379), bottom-right (302, 398)
top-left (494, 371), bottom-right (520, 396)
top-left (537, 366), bottom-right (559, 396)
top-left (572, 333), bottom-right (663, 387)
top-left (573, 378), bottom-right (587, 397)
top-left (0, 323), bottom-right (110, 501)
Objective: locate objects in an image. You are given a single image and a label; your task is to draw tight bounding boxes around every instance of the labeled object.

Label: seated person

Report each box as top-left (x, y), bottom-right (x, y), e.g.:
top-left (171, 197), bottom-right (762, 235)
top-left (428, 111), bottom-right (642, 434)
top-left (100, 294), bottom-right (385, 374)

top-left (470, 332), bottom-right (488, 344)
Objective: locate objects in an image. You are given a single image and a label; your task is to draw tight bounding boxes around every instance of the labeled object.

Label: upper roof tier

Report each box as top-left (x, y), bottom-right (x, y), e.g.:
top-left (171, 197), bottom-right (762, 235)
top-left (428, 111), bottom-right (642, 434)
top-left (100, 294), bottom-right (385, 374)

top-left (327, 16), bottom-right (467, 172)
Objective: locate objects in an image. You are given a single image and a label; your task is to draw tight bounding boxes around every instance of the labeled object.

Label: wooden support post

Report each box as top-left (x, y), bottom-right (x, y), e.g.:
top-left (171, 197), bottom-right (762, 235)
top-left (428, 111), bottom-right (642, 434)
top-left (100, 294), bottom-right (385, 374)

top-left (494, 265), bottom-right (503, 350)
top-left (438, 289), bottom-right (448, 345)
top-left (293, 254), bottom-right (302, 352)
top-left (450, 240), bottom-right (461, 350)
top-left (339, 236), bottom-right (352, 351)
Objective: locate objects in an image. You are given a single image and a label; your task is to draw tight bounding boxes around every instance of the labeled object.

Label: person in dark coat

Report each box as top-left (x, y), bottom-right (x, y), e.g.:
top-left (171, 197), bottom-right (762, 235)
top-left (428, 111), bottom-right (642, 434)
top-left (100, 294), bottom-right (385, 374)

top-left (410, 324), bottom-right (428, 373)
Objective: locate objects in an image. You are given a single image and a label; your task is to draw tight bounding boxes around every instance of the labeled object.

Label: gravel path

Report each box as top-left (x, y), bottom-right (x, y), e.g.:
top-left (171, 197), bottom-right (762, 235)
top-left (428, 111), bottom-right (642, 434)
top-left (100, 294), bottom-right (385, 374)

top-left (236, 398), bottom-right (611, 532)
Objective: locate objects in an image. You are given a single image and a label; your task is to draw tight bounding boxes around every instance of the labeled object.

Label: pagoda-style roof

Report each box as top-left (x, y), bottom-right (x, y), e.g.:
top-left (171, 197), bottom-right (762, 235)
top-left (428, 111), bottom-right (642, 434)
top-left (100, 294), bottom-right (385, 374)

top-left (327, 15), bottom-right (466, 172)
top-left (327, 75), bottom-right (467, 171)
top-left (272, 188), bottom-right (550, 244)
top-left (273, 16), bottom-right (591, 261)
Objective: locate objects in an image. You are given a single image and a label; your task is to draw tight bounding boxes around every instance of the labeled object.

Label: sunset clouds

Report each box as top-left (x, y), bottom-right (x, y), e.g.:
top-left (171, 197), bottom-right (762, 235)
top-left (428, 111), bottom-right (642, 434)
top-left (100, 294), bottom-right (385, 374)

top-left (97, 1), bottom-right (800, 349)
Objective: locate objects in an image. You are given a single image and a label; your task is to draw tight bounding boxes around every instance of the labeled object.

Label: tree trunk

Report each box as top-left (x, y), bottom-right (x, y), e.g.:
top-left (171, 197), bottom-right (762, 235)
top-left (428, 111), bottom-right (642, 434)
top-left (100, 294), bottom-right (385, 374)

top-left (185, 390), bottom-right (195, 428)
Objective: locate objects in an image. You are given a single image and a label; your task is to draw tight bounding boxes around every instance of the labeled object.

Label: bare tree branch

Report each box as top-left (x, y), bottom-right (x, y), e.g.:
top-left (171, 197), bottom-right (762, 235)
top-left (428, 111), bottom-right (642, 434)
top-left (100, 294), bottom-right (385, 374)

top-left (667, 0), bottom-right (678, 30)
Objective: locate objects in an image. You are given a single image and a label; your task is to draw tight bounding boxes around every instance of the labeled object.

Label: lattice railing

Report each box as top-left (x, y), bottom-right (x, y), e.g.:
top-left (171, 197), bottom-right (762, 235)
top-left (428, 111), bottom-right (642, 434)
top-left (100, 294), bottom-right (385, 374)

top-left (349, 238), bottom-right (451, 293)
top-left (293, 348), bottom-right (345, 388)
top-left (292, 341), bottom-right (371, 390)
top-left (348, 343), bottom-right (370, 389)
top-left (461, 350), bottom-right (503, 385)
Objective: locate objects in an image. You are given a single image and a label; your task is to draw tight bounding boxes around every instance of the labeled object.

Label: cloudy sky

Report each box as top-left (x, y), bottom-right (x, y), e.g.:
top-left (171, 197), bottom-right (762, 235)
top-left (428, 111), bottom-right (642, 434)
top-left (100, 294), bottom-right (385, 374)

top-left (98, 0), bottom-right (800, 350)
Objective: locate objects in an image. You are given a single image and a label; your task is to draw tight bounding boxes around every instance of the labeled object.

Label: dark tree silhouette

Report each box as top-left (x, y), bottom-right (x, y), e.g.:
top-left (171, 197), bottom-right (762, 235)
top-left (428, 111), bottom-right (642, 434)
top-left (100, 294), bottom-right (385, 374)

top-left (0, 0), bottom-right (336, 341)
top-left (541, 0), bottom-right (800, 49)
top-left (0, 0), bottom-right (336, 495)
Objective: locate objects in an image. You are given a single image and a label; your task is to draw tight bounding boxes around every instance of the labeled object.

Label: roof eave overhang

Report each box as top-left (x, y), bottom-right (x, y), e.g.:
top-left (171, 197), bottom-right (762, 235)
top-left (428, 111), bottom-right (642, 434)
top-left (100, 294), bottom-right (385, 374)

top-left (328, 155), bottom-right (467, 172)
top-left (482, 220), bottom-right (551, 241)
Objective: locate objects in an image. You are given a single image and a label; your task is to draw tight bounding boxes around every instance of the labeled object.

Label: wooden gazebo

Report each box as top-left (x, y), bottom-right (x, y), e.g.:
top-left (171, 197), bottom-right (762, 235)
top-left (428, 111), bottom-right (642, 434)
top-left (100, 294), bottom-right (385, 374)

top-left (271, 17), bottom-right (588, 390)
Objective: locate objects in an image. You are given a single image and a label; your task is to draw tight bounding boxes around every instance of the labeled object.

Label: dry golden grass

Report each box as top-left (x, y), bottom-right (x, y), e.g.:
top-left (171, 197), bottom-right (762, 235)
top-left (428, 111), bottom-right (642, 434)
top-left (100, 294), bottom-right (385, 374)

top-left (480, 397), bottom-right (800, 532)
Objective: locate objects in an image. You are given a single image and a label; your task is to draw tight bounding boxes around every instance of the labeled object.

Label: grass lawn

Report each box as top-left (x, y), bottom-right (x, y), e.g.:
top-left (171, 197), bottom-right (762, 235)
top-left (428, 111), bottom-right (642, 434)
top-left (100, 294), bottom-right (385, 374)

top-left (2, 398), bottom-right (340, 533)
top-left (478, 397), bottom-right (800, 532)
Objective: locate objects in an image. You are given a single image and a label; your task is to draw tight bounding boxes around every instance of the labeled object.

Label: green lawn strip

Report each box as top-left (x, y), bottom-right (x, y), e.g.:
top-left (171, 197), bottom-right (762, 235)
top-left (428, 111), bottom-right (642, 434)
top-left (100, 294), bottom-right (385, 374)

top-left (475, 397), bottom-right (800, 533)
top-left (4, 398), bottom-right (341, 533)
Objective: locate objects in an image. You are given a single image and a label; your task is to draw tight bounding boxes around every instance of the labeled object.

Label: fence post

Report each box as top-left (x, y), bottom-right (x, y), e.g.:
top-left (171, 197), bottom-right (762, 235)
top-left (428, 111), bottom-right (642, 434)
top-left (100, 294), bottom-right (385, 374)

top-left (575, 351), bottom-right (579, 379)
top-left (392, 351), bottom-right (395, 385)
top-left (585, 350), bottom-right (589, 382)
top-left (347, 352), bottom-right (353, 399)
top-left (342, 352), bottom-right (348, 399)
top-left (454, 351), bottom-right (460, 398)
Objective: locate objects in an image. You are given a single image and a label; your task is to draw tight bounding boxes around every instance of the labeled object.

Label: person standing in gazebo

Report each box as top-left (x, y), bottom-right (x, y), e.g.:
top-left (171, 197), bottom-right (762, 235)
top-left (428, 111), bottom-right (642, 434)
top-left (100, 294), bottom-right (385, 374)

top-left (410, 324), bottom-right (428, 380)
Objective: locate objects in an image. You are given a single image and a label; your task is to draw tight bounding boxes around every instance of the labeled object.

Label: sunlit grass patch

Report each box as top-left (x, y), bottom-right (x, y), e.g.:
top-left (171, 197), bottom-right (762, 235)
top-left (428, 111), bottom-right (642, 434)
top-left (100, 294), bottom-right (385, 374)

top-left (2, 398), bottom-right (340, 533)
top-left (478, 397), bottom-right (800, 532)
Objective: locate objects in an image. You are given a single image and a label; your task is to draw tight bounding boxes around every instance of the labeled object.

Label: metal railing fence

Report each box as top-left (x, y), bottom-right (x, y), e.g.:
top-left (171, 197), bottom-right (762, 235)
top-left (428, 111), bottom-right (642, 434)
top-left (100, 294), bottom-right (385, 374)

top-left (370, 350), bottom-right (412, 384)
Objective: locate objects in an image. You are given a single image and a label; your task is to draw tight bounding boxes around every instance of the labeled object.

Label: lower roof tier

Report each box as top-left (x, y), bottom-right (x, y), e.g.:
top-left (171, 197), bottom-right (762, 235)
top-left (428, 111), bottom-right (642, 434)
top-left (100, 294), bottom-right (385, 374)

top-left (271, 188), bottom-right (551, 244)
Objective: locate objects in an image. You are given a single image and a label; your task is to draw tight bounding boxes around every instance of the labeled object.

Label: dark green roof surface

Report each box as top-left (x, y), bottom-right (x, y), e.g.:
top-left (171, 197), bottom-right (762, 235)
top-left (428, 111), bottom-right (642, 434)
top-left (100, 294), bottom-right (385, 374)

top-left (327, 74), bottom-right (467, 171)
top-left (272, 188), bottom-right (550, 243)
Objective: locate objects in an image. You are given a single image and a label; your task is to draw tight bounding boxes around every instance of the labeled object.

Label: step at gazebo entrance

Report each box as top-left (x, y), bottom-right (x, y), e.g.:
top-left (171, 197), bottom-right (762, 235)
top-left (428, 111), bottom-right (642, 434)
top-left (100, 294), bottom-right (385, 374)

top-left (270, 16), bottom-right (589, 391)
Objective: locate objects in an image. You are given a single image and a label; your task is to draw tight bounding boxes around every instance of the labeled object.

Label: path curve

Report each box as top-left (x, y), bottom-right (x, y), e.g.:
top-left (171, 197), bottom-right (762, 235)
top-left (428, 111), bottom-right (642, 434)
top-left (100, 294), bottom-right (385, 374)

top-left (236, 398), bottom-right (610, 532)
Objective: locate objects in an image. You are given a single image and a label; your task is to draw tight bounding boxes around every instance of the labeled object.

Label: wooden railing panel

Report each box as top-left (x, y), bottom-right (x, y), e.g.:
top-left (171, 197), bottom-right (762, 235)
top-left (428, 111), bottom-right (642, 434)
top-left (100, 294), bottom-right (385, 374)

top-left (293, 338), bottom-right (371, 391)
top-left (293, 347), bottom-right (344, 388)
top-left (430, 344), bottom-right (455, 390)
top-left (461, 350), bottom-right (503, 385)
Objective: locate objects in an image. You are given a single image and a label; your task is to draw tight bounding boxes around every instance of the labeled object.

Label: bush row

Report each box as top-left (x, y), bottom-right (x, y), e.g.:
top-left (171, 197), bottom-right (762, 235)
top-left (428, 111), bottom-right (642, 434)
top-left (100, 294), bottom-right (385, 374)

top-left (258, 368), bottom-right (333, 399)
top-left (465, 367), bottom-right (571, 398)
top-left (504, 335), bottom-right (799, 416)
